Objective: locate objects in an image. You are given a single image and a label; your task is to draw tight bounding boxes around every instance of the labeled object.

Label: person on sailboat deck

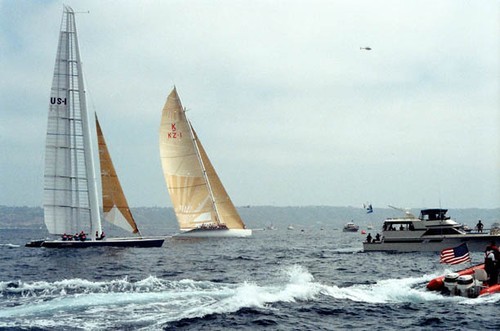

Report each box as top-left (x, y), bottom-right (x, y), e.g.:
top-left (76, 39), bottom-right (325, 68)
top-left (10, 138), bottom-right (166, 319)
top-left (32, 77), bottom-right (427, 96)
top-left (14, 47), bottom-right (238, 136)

top-left (78, 231), bottom-right (86, 241)
top-left (366, 233), bottom-right (372, 243)
top-left (485, 242), bottom-right (500, 286)
top-left (375, 233), bottom-right (380, 242)
top-left (95, 231), bottom-right (106, 240)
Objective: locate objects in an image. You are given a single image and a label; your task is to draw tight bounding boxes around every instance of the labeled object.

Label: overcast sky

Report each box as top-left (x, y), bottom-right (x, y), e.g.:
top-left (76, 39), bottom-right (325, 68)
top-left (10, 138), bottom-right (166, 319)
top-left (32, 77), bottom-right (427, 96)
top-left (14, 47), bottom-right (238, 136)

top-left (1, 0), bottom-right (499, 209)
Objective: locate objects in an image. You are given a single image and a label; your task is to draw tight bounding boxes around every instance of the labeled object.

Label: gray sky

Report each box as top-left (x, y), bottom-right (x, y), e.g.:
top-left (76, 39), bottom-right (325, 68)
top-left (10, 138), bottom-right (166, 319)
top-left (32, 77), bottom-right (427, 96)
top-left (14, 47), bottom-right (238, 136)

top-left (1, 0), bottom-right (499, 209)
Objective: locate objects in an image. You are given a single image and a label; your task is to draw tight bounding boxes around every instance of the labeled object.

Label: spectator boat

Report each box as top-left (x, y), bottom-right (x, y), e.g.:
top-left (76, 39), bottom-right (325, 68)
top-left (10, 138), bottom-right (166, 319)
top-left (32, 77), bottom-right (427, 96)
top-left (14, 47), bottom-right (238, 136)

top-left (363, 209), bottom-right (500, 252)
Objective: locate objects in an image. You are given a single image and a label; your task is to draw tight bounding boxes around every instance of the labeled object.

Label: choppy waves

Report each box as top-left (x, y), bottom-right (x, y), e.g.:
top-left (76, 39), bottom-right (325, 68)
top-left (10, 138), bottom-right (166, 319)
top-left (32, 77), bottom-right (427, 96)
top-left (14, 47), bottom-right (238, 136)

top-left (0, 265), bottom-right (321, 329)
top-left (2, 264), bottom-right (499, 330)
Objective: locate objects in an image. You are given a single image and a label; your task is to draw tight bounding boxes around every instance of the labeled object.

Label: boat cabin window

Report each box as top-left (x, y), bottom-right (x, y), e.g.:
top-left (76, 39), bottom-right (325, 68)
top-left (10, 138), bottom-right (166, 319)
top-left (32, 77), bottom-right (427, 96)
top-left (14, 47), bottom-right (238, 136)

top-left (383, 222), bottom-right (415, 231)
top-left (423, 228), bottom-right (462, 235)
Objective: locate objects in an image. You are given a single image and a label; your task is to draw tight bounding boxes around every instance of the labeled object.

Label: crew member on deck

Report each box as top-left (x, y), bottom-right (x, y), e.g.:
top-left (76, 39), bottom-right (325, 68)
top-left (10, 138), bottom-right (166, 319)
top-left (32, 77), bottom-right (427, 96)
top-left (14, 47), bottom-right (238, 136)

top-left (476, 220), bottom-right (484, 233)
top-left (485, 241), bottom-right (500, 285)
top-left (366, 233), bottom-right (372, 243)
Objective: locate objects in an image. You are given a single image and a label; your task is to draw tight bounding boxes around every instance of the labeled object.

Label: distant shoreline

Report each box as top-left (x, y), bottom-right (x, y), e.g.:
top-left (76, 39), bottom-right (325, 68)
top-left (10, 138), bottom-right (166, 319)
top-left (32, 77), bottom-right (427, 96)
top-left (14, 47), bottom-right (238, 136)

top-left (1, 206), bottom-right (499, 230)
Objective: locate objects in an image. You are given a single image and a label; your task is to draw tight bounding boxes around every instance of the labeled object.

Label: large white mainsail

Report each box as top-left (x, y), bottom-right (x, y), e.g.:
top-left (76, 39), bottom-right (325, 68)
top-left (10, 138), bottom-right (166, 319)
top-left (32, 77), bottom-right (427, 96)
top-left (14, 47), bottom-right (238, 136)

top-left (43, 6), bottom-right (101, 238)
top-left (159, 88), bottom-right (250, 237)
top-left (27, 6), bottom-right (165, 248)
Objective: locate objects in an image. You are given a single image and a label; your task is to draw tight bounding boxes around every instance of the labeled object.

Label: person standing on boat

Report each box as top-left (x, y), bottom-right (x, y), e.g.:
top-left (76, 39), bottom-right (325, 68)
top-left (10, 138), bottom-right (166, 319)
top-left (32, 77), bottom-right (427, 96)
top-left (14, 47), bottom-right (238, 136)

top-left (485, 242), bottom-right (500, 285)
top-left (366, 233), bottom-right (372, 243)
top-left (476, 220), bottom-right (484, 233)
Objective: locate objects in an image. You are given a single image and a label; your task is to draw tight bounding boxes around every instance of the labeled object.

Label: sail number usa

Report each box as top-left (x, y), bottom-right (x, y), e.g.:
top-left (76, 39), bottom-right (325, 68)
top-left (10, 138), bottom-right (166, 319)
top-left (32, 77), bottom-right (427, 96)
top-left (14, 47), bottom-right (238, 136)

top-left (50, 97), bottom-right (67, 105)
top-left (167, 123), bottom-right (183, 139)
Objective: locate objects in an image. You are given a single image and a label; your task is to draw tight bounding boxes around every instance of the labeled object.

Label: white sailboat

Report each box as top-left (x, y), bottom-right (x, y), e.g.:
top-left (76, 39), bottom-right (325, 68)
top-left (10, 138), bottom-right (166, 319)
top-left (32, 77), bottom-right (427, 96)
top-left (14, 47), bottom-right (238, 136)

top-left (159, 88), bottom-right (252, 237)
top-left (26, 6), bottom-right (163, 248)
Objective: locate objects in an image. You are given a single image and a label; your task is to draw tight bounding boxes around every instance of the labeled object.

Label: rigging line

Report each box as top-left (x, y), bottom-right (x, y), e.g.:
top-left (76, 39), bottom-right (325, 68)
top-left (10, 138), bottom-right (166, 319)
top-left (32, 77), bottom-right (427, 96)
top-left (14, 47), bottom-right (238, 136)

top-left (83, 74), bottom-right (98, 115)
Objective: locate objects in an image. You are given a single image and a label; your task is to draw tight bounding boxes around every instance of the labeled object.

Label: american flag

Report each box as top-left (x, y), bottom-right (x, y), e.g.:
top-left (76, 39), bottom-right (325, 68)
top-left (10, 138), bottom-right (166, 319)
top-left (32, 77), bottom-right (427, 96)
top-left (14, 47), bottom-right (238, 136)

top-left (440, 243), bottom-right (471, 265)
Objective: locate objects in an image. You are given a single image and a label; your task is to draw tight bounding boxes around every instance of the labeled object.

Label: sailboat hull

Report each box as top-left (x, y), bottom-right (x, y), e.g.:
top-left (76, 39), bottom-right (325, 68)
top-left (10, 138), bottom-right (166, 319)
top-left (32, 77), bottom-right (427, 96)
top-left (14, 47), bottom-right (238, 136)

top-left (26, 237), bottom-right (165, 248)
top-left (176, 229), bottom-right (252, 238)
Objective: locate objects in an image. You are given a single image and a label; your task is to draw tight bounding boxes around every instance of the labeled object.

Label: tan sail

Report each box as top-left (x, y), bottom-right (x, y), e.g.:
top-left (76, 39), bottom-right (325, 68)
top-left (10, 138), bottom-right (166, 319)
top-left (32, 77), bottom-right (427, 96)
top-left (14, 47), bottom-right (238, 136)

top-left (159, 87), bottom-right (245, 230)
top-left (96, 116), bottom-right (139, 234)
top-left (194, 130), bottom-right (245, 229)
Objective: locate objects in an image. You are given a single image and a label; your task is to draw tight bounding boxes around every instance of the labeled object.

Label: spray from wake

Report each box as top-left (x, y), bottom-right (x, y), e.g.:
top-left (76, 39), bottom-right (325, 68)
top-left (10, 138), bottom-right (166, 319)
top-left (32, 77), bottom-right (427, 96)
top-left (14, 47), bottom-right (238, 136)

top-left (0, 243), bottom-right (21, 248)
top-left (0, 265), bottom-right (321, 329)
top-left (320, 270), bottom-right (500, 305)
top-left (2, 265), bottom-right (499, 329)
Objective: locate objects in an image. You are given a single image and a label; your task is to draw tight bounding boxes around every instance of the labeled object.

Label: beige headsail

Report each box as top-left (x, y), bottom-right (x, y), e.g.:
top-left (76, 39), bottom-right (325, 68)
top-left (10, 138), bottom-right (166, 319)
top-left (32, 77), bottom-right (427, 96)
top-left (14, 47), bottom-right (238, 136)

top-left (159, 87), bottom-right (246, 230)
top-left (96, 116), bottom-right (139, 234)
top-left (194, 130), bottom-right (245, 229)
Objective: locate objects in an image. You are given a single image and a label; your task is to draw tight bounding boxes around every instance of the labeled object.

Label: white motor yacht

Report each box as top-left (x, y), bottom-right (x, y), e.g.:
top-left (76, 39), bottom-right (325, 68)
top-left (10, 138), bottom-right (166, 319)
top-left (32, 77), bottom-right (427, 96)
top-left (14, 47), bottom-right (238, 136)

top-left (363, 209), bottom-right (500, 252)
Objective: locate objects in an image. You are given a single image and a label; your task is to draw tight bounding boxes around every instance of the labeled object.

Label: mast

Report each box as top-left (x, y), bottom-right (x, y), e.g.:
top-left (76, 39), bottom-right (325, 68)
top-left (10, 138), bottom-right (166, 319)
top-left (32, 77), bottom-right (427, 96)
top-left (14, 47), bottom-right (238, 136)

top-left (186, 117), bottom-right (221, 225)
top-left (69, 7), bottom-right (102, 239)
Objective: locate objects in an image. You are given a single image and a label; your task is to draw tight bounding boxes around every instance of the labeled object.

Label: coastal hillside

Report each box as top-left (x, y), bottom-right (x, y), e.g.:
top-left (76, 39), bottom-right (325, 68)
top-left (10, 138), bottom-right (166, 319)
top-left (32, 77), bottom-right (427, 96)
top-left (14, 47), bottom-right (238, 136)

top-left (1, 205), bottom-right (499, 233)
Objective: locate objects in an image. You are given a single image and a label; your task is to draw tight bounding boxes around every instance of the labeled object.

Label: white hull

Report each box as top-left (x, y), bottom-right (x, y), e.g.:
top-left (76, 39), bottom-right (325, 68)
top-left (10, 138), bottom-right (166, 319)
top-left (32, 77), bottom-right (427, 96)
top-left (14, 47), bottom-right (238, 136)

top-left (175, 229), bottom-right (252, 238)
top-left (363, 234), bottom-right (500, 252)
top-left (362, 208), bottom-right (500, 252)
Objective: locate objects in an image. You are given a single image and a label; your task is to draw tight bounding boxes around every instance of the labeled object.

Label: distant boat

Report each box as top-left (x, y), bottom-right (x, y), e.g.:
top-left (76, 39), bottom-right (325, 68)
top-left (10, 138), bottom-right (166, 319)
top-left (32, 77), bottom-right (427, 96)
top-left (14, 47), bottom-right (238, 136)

top-left (343, 222), bottom-right (359, 232)
top-left (287, 225), bottom-right (295, 230)
top-left (459, 224), bottom-right (472, 233)
top-left (159, 88), bottom-right (251, 238)
top-left (266, 224), bottom-right (277, 230)
top-left (26, 7), bottom-right (164, 248)
top-left (367, 224), bottom-right (374, 230)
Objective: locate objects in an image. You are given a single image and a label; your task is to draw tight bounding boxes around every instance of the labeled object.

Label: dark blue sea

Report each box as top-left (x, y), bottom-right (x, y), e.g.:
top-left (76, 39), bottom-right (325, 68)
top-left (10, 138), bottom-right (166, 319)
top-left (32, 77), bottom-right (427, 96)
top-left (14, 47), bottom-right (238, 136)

top-left (1, 226), bottom-right (499, 330)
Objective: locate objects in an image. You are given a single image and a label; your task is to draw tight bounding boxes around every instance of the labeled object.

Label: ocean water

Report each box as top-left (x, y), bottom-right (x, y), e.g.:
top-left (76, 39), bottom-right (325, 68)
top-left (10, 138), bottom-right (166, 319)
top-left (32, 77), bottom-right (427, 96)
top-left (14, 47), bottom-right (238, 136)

top-left (1, 227), bottom-right (499, 330)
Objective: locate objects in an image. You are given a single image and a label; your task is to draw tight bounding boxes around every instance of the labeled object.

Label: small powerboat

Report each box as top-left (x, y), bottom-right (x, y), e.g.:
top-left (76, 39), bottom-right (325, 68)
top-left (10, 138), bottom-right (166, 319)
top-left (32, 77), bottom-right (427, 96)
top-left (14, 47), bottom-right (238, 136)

top-left (427, 263), bottom-right (500, 298)
top-left (343, 222), bottom-right (359, 232)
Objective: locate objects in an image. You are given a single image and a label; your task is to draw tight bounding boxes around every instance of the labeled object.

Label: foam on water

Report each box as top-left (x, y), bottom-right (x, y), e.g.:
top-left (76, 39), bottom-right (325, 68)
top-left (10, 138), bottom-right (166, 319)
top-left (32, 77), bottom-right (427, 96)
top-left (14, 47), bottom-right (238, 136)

top-left (0, 243), bottom-right (21, 248)
top-left (321, 270), bottom-right (500, 305)
top-left (2, 263), bottom-right (499, 329)
top-left (0, 265), bottom-right (322, 329)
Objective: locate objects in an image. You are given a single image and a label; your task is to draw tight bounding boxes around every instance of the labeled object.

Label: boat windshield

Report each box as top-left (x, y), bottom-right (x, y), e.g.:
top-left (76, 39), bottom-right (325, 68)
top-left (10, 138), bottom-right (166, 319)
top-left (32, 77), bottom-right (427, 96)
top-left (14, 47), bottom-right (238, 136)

top-left (419, 209), bottom-right (449, 221)
top-left (423, 227), bottom-right (464, 235)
